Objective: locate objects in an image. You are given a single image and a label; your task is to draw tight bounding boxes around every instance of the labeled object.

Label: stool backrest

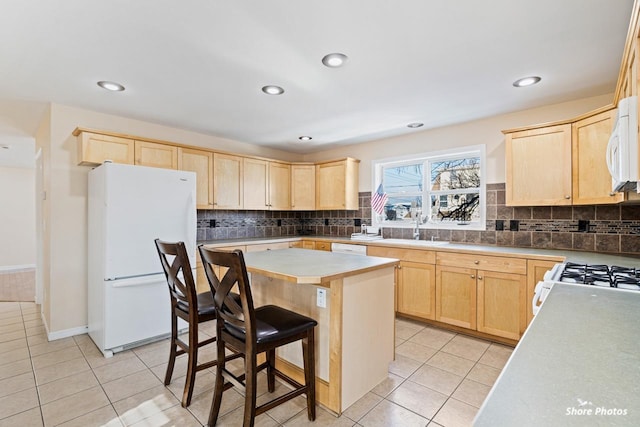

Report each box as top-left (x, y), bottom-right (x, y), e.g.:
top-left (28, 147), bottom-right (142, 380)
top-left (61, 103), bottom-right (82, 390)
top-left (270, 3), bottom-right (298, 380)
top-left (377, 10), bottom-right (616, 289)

top-left (198, 247), bottom-right (256, 341)
top-left (155, 239), bottom-right (198, 315)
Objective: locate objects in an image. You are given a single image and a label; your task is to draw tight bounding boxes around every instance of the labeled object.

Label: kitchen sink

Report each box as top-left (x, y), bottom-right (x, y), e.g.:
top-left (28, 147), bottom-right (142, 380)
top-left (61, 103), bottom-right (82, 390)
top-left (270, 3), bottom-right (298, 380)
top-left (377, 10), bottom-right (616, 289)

top-left (380, 238), bottom-right (450, 247)
top-left (350, 233), bottom-right (384, 241)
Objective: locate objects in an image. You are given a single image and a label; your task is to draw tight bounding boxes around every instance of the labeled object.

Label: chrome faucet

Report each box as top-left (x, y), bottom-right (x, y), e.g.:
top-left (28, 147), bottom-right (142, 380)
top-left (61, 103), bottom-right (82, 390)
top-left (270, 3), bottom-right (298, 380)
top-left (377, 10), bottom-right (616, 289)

top-left (413, 220), bottom-right (420, 240)
top-left (411, 205), bottom-right (422, 240)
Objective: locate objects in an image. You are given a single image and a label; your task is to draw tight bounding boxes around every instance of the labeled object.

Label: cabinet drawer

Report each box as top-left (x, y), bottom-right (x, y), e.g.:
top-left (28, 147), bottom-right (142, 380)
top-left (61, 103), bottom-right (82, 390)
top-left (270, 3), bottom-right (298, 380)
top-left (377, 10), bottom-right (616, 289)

top-left (245, 242), bottom-right (290, 252)
top-left (368, 246), bottom-right (436, 264)
top-left (315, 241), bottom-right (331, 251)
top-left (436, 252), bottom-right (526, 275)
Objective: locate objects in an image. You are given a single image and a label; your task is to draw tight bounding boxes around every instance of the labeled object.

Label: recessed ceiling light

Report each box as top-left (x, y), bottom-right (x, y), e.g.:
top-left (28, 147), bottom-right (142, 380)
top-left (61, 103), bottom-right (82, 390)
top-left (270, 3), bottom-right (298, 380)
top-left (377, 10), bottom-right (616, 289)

top-left (322, 53), bottom-right (348, 68)
top-left (407, 122), bottom-right (424, 128)
top-left (512, 76), bottom-right (541, 87)
top-left (298, 136), bottom-right (312, 141)
top-left (262, 85), bottom-right (284, 95)
top-left (97, 81), bottom-right (125, 92)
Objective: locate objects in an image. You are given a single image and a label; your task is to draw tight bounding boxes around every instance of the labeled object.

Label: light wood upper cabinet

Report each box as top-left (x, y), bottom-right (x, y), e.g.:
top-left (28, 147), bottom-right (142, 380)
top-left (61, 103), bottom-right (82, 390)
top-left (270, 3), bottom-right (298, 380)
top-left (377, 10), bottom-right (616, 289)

top-left (505, 124), bottom-right (572, 206)
top-left (316, 158), bottom-right (359, 210)
top-left (621, 39), bottom-right (638, 99)
top-left (435, 265), bottom-right (477, 330)
top-left (291, 164), bottom-right (316, 210)
top-left (178, 147), bottom-right (214, 209)
top-left (269, 162), bottom-right (291, 210)
top-left (476, 270), bottom-right (526, 340)
top-left (134, 141), bottom-right (178, 169)
top-left (213, 153), bottom-right (243, 209)
top-left (243, 158), bottom-right (269, 210)
top-left (572, 109), bottom-right (624, 204)
top-left (76, 131), bottom-right (134, 166)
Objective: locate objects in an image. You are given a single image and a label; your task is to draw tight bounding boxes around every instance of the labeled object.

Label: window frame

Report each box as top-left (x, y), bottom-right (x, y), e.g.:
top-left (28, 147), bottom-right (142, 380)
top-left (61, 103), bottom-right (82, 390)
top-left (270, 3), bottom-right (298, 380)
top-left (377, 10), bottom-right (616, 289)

top-left (371, 145), bottom-right (486, 231)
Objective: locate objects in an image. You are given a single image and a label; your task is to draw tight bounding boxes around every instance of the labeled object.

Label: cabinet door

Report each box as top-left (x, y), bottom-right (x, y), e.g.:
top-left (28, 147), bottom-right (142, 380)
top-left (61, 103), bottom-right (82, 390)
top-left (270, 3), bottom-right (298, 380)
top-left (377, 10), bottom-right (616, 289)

top-left (302, 240), bottom-right (316, 250)
top-left (397, 261), bottom-right (436, 320)
top-left (620, 39), bottom-right (638, 99)
top-left (213, 153), bottom-right (243, 209)
top-left (269, 162), bottom-right (291, 210)
top-left (505, 124), bottom-right (572, 206)
top-left (572, 109), bottom-right (624, 204)
top-left (316, 159), bottom-right (359, 210)
top-left (291, 164), bottom-right (316, 210)
top-left (77, 132), bottom-right (134, 166)
top-left (435, 266), bottom-right (477, 329)
top-left (526, 259), bottom-right (559, 324)
top-left (178, 148), bottom-right (214, 209)
top-left (476, 270), bottom-right (526, 340)
top-left (243, 158), bottom-right (269, 210)
top-left (134, 141), bottom-right (178, 169)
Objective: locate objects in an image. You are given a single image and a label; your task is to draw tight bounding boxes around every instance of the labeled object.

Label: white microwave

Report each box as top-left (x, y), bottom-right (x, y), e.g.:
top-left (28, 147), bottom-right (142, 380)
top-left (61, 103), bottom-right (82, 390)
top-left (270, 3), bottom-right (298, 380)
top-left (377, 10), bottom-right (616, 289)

top-left (606, 95), bottom-right (639, 192)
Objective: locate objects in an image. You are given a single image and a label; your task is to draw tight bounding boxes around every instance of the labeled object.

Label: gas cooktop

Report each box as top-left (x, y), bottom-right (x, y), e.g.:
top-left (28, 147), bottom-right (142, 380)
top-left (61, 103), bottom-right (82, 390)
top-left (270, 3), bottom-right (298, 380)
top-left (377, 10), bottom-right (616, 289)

top-left (559, 262), bottom-right (640, 291)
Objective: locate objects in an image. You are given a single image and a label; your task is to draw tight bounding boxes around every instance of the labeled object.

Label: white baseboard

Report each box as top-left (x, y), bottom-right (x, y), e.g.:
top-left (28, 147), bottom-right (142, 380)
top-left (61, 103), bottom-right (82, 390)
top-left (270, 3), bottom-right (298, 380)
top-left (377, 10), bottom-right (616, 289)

top-left (42, 314), bottom-right (88, 341)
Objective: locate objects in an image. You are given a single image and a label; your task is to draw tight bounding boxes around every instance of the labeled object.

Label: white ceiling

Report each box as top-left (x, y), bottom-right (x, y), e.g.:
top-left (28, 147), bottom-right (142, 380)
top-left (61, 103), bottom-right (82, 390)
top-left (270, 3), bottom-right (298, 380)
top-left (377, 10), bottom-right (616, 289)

top-left (0, 0), bottom-right (635, 157)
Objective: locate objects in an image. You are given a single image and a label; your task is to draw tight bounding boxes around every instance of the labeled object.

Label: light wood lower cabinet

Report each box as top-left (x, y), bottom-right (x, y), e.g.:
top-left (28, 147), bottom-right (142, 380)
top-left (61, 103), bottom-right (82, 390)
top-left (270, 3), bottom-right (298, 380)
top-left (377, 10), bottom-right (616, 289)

top-left (435, 266), bottom-right (477, 330)
top-left (476, 270), bottom-right (526, 340)
top-left (397, 261), bottom-right (436, 320)
top-left (526, 259), bottom-right (558, 323)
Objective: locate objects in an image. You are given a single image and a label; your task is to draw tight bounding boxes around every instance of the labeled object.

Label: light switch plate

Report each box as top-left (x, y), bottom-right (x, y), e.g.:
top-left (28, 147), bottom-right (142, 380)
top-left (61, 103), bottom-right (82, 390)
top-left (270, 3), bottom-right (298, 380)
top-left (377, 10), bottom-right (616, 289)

top-left (316, 288), bottom-right (327, 308)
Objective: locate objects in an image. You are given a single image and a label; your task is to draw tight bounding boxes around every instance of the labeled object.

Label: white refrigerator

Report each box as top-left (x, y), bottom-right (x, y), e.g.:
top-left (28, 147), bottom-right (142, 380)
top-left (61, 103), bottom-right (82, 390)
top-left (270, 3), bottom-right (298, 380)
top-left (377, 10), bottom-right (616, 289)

top-left (88, 162), bottom-right (196, 357)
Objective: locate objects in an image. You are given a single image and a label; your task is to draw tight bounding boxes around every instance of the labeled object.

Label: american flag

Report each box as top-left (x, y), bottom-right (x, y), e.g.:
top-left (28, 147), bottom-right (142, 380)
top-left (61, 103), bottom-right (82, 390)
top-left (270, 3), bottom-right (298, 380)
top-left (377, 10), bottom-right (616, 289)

top-left (371, 183), bottom-right (388, 215)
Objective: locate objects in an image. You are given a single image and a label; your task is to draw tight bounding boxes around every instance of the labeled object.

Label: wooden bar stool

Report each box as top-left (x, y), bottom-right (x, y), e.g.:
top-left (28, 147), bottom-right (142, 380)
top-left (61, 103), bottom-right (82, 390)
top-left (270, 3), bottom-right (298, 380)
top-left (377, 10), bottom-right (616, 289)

top-left (155, 239), bottom-right (242, 407)
top-left (198, 246), bottom-right (317, 427)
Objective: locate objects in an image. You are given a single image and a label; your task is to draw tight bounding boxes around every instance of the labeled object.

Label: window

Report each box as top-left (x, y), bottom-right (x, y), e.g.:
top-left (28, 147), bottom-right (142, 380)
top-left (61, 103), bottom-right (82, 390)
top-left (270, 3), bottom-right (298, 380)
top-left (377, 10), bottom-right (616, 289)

top-left (372, 145), bottom-right (485, 230)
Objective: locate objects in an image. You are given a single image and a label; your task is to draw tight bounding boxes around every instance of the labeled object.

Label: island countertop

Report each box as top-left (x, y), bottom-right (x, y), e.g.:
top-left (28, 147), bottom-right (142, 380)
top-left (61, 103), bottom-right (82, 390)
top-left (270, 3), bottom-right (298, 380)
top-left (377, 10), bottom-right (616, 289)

top-left (242, 248), bottom-right (399, 284)
top-left (474, 282), bottom-right (640, 426)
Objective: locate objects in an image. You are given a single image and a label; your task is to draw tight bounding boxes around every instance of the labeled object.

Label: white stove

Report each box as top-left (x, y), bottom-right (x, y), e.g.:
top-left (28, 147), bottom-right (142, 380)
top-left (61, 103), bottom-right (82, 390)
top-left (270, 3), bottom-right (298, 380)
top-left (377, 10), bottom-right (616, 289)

top-left (533, 262), bottom-right (640, 315)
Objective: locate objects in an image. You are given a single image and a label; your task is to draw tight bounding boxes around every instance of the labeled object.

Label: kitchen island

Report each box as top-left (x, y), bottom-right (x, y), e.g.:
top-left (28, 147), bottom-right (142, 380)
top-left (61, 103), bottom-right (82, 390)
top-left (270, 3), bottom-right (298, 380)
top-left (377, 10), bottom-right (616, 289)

top-left (474, 282), bottom-right (640, 426)
top-left (233, 248), bottom-right (398, 414)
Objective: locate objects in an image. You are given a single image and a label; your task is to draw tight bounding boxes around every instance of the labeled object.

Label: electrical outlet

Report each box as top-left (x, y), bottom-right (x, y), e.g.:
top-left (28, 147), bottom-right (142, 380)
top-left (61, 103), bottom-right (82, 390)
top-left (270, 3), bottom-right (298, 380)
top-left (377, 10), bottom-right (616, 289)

top-left (354, 218), bottom-right (361, 226)
top-left (209, 219), bottom-right (216, 228)
top-left (510, 220), bottom-right (519, 231)
top-left (495, 220), bottom-right (504, 231)
top-left (277, 219), bottom-right (282, 226)
top-left (316, 288), bottom-right (327, 308)
top-left (324, 218), bottom-right (329, 226)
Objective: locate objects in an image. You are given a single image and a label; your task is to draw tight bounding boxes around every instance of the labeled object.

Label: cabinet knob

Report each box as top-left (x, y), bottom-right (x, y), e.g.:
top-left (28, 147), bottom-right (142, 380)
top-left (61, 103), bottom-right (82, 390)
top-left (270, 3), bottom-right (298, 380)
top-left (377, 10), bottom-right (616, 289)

top-left (478, 276), bottom-right (483, 280)
top-left (609, 192), bottom-right (616, 197)
top-left (565, 195), bottom-right (571, 199)
top-left (474, 260), bottom-right (479, 264)
top-left (397, 266), bottom-right (402, 270)
top-left (471, 274), bottom-right (475, 279)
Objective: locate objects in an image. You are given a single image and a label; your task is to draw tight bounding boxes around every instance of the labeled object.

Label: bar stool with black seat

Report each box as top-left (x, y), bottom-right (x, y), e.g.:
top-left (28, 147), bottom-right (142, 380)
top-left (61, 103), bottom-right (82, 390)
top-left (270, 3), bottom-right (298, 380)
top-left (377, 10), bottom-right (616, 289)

top-left (198, 246), bottom-right (317, 427)
top-left (155, 239), bottom-right (232, 408)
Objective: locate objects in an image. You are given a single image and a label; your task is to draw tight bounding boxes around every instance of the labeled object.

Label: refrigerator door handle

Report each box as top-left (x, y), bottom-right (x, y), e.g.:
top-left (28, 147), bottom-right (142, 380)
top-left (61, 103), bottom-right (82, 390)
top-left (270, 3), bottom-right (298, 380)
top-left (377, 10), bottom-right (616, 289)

top-left (186, 190), bottom-right (196, 259)
top-left (108, 274), bottom-right (167, 288)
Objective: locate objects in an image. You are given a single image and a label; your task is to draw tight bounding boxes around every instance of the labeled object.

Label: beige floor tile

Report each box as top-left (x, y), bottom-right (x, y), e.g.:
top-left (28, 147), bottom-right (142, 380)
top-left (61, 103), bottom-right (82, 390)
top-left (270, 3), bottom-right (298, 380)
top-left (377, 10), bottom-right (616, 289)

top-left (286, 406), bottom-right (355, 426)
top-left (34, 356), bottom-right (91, 386)
top-left (387, 380), bottom-right (447, 420)
top-left (0, 387), bottom-right (39, 419)
top-left (41, 385), bottom-right (110, 426)
top-left (409, 365), bottom-right (464, 396)
top-left (85, 348), bottom-right (136, 369)
top-left (57, 404), bottom-right (123, 427)
top-left (31, 345), bottom-right (83, 370)
top-left (426, 351), bottom-right (475, 377)
top-left (112, 384), bottom-right (179, 426)
top-left (28, 337), bottom-right (77, 357)
top-left (440, 335), bottom-right (490, 362)
top-left (93, 355), bottom-right (147, 384)
top-left (408, 327), bottom-right (456, 350)
top-left (370, 372), bottom-right (405, 398)
top-left (149, 356), bottom-right (189, 382)
top-left (0, 315), bottom-right (23, 326)
top-left (342, 391), bottom-right (384, 422)
top-left (25, 325), bottom-right (46, 337)
top-left (0, 310), bottom-right (21, 320)
top-left (129, 404), bottom-right (201, 427)
top-left (186, 385), bottom-right (248, 424)
top-left (166, 369), bottom-right (216, 403)
top-left (0, 346), bottom-right (29, 366)
top-left (0, 371), bottom-right (36, 399)
top-left (394, 336), bottom-right (406, 347)
top-left (0, 329), bottom-right (26, 344)
top-left (358, 399), bottom-right (428, 427)
top-left (395, 319), bottom-right (426, 340)
top-left (214, 405), bottom-right (280, 427)
top-left (0, 321), bottom-right (24, 335)
top-left (395, 341), bottom-right (438, 363)
top-left (0, 337), bottom-right (27, 355)
top-left (102, 369), bottom-right (162, 403)
top-left (477, 343), bottom-right (513, 369)
top-left (451, 379), bottom-right (491, 408)
top-left (38, 371), bottom-right (100, 405)
top-left (261, 383), bottom-right (308, 424)
top-left (26, 333), bottom-right (48, 347)
top-left (432, 397), bottom-right (478, 427)
top-left (21, 312), bottom-right (41, 322)
top-left (0, 407), bottom-right (43, 427)
top-left (388, 354), bottom-right (423, 378)
top-left (132, 339), bottom-right (171, 368)
top-left (24, 318), bottom-right (43, 329)
top-left (0, 358), bottom-right (32, 381)
top-left (466, 363), bottom-right (501, 387)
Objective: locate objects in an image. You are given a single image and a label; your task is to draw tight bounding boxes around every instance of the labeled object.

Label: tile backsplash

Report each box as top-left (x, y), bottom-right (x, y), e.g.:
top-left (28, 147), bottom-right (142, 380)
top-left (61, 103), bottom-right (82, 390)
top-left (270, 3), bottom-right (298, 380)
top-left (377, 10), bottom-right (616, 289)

top-left (197, 183), bottom-right (640, 255)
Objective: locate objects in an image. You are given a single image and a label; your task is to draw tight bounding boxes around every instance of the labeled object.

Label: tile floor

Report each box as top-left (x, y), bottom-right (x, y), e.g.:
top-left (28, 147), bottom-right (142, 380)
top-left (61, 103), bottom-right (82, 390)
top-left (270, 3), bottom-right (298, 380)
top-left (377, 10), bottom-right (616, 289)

top-left (0, 302), bottom-right (513, 427)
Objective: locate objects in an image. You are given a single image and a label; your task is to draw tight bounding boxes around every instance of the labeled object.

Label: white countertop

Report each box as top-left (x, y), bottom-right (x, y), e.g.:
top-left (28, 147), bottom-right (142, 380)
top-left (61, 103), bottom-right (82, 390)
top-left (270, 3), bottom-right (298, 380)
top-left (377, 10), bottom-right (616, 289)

top-left (474, 282), bottom-right (640, 426)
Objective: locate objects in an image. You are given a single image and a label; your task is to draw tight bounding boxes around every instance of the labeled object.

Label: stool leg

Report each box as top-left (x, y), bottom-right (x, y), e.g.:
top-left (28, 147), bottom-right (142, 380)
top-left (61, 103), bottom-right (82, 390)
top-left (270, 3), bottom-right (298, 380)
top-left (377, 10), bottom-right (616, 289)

top-left (303, 328), bottom-right (316, 421)
top-left (208, 336), bottom-right (227, 427)
top-left (266, 349), bottom-right (276, 393)
top-left (243, 350), bottom-right (258, 427)
top-left (164, 310), bottom-right (178, 386)
top-left (182, 321), bottom-right (198, 407)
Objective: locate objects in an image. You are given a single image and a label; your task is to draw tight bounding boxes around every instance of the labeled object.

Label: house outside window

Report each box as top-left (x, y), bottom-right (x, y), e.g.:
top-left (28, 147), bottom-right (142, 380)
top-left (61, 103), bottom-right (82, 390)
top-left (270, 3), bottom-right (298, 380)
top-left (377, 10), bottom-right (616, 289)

top-left (372, 145), bottom-right (486, 231)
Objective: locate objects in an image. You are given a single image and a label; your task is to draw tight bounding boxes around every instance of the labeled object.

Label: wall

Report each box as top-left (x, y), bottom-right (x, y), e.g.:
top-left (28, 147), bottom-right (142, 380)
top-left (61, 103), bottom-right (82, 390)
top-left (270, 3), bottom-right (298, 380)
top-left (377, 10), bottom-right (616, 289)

top-left (39, 103), bottom-right (304, 335)
top-left (0, 166), bottom-right (35, 267)
top-left (302, 93), bottom-right (614, 191)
